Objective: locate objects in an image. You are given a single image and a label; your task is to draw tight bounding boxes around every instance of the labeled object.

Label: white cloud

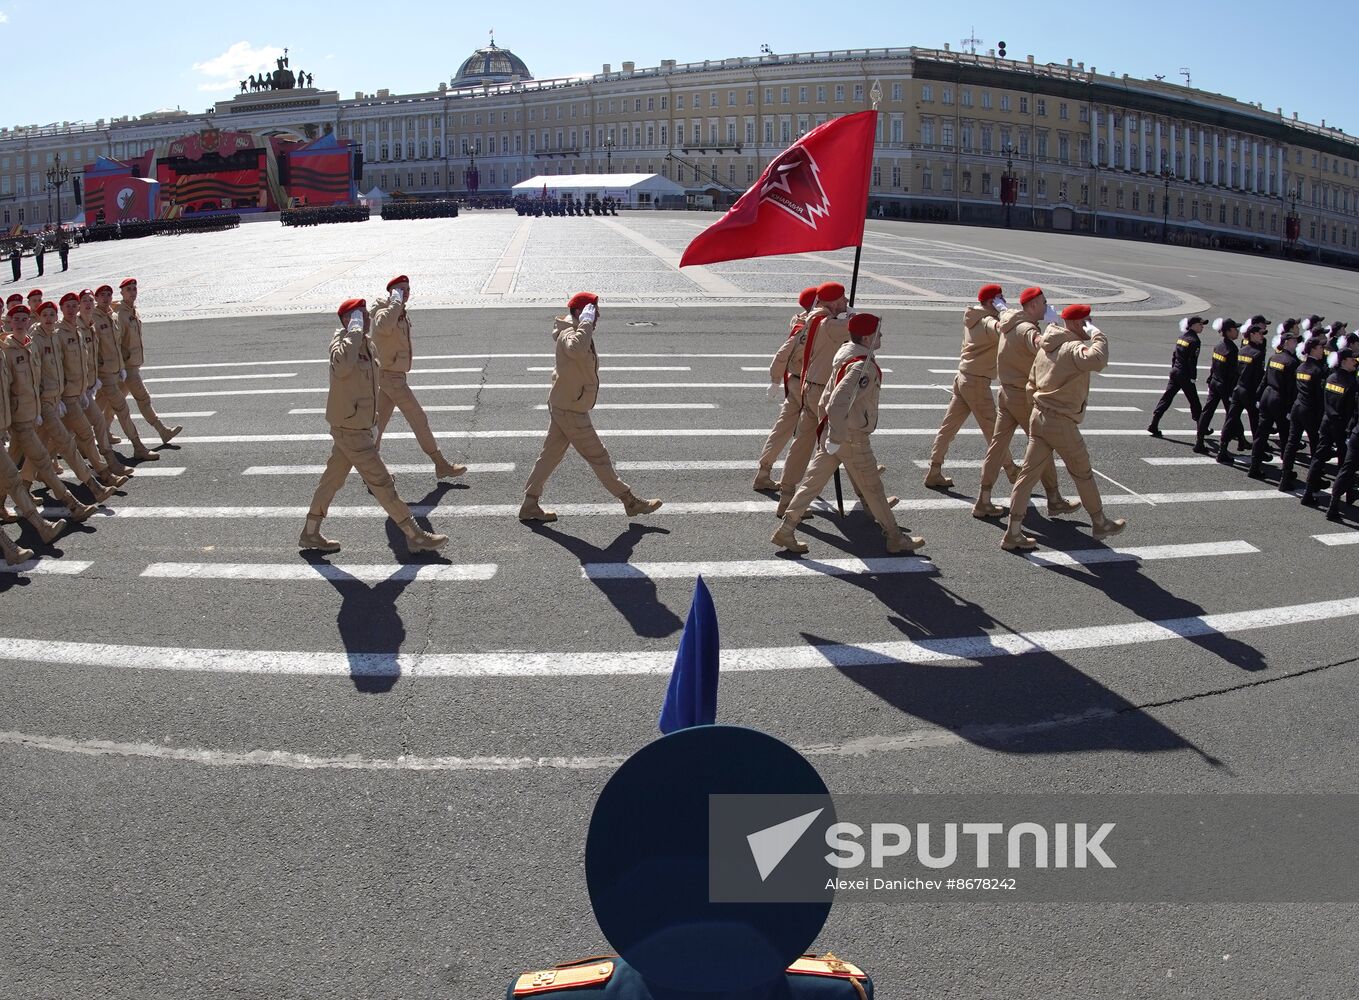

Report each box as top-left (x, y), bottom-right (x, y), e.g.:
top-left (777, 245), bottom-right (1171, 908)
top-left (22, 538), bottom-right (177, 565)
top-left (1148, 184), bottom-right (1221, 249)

top-left (192, 41), bottom-right (284, 82)
top-left (0, 12), bottom-right (9, 23)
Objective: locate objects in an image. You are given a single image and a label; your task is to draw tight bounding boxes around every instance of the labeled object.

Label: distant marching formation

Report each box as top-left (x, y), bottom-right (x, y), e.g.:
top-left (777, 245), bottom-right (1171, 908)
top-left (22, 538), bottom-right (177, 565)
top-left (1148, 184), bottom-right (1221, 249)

top-left (1, 281), bottom-right (180, 566)
top-left (4, 273), bottom-right (1356, 569)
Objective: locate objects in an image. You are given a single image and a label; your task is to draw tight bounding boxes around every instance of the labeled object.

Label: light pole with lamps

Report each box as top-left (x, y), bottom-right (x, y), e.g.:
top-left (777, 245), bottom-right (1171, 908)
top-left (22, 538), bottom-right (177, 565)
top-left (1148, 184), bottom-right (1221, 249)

top-left (604, 135), bottom-right (614, 174)
top-left (1001, 142), bottom-right (1016, 228)
top-left (46, 152), bottom-right (71, 226)
top-left (462, 140), bottom-right (478, 194)
top-left (1160, 161), bottom-right (1173, 242)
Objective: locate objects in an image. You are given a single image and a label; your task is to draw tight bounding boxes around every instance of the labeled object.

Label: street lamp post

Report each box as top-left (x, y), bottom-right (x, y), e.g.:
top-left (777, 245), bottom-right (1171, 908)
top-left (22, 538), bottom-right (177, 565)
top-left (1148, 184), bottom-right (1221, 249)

top-left (604, 135), bottom-right (614, 174)
top-left (1001, 143), bottom-right (1015, 228)
top-left (1161, 162), bottom-right (1173, 243)
top-left (462, 141), bottom-right (478, 195)
top-left (46, 152), bottom-right (71, 227)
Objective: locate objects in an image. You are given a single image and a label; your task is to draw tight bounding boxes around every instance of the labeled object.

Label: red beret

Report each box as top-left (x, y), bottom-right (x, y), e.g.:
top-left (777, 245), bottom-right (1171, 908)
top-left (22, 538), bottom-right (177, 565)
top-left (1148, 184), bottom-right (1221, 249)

top-left (337, 297), bottom-right (366, 319)
top-left (59, 292), bottom-right (79, 306)
top-left (568, 291), bottom-right (599, 312)
top-left (27, 289), bottom-right (42, 299)
top-left (816, 281), bottom-right (846, 302)
top-left (119, 278), bottom-right (137, 289)
top-left (978, 283), bottom-right (1003, 303)
top-left (7, 304), bottom-right (30, 318)
top-left (847, 313), bottom-right (881, 336)
top-left (386, 275), bottom-right (409, 291)
top-left (1061, 304), bottom-right (1091, 321)
top-left (798, 287), bottom-right (818, 310)
top-left (5, 294), bottom-right (21, 305)
top-left (1019, 286), bottom-right (1044, 305)
top-left (94, 285), bottom-right (113, 297)
top-left (78, 288), bottom-right (94, 299)
top-left (37, 301), bottom-right (57, 315)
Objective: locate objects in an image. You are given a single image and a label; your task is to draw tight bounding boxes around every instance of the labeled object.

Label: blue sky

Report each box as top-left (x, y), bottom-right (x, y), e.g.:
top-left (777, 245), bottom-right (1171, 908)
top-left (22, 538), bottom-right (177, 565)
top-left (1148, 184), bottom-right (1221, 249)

top-left (3, 0), bottom-right (1352, 135)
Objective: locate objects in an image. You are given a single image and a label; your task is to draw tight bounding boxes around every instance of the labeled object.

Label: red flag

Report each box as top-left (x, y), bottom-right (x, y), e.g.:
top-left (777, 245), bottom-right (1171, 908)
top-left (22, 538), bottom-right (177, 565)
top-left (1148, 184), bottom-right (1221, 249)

top-left (680, 110), bottom-right (877, 268)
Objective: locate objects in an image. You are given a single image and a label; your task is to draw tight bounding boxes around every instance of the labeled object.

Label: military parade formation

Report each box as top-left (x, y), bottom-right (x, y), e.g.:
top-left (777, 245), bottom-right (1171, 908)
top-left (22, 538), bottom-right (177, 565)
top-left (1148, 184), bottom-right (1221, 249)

top-left (3, 267), bottom-right (1358, 568)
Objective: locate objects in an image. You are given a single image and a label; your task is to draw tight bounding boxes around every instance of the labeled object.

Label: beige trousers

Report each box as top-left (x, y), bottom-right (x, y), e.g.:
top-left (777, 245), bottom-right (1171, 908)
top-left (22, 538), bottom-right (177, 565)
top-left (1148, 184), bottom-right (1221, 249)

top-left (60, 394), bottom-right (109, 474)
top-left (784, 437), bottom-right (897, 532)
top-left (524, 406), bottom-right (629, 499)
top-left (308, 426), bottom-right (412, 523)
top-left (7, 421), bottom-right (74, 497)
top-left (122, 366), bottom-right (167, 430)
top-left (99, 375), bottom-right (143, 443)
top-left (0, 446), bottom-right (40, 517)
top-left (928, 372), bottom-right (998, 467)
top-left (777, 390), bottom-right (823, 505)
top-left (980, 384), bottom-right (1060, 496)
top-left (756, 377), bottom-right (802, 474)
top-left (375, 369), bottom-right (440, 454)
top-left (1006, 409), bottom-right (1105, 536)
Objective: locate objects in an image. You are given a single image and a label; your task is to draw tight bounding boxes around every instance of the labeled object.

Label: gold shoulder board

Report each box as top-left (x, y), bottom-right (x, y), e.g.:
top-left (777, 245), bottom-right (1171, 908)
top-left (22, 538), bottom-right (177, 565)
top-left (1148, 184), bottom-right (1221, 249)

top-left (513, 958), bottom-right (615, 995)
top-left (788, 954), bottom-right (867, 978)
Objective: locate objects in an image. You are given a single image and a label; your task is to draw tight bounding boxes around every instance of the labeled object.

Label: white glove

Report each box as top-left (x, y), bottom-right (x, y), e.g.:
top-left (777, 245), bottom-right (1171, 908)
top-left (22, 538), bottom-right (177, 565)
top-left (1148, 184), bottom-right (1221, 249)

top-left (389, 287), bottom-right (404, 305)
top-left (119, 368), bottom-right (126, 381)
top-left (580, 304), bottom-right (597, 324)
top-left (825, 439), bottom-right (841, 454)
top-left (1043, 305), bottom-right (1059, 324)
top-left (347, 312), bottom-right (364, 333)
top-left (992, 295), bottom-right (1008, 311)
top-left (1084, 322), bottom-right (1100, 336)
top-left (93, 378), bottom-right (102, 394)
top-left (35, 414), bottom-right (43, 427)
top-left (57, 400), bottom-right (66, 418)
top-left (767, 383), bottom-right (781, 402)
top-left (81, 391), bottom-right (91, 408)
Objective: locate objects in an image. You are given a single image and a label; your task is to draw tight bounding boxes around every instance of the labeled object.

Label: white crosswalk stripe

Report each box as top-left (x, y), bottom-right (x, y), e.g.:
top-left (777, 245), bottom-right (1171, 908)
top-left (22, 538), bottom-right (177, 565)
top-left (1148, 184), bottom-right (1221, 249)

top-left (140, 562), bottom-right (498, 582)
top-left (1023, 540), bottom-right (1258, 567)
top-left (581, 557), bottom-right (935, 580)
top-left (121, 466), bottom-right (187, 477)
top-left (1313, 532), bottom-right (1359, 547)
top-left (2, 597), bottom-right (1355, 676)
top-left (241, 463), bottom-right (516, 475)
top-left (532, 403), bottom-right (717, 410)
top-left (1, 560), bottom-right (93, 576)
top-left (130, 411), bottom-right (216, 419)
top-left (142, 373), bottom-right (298, 384)
top-left (287, 406), bottom-right (475, 414)
top-left (526, 366), bottom-right (691, 372)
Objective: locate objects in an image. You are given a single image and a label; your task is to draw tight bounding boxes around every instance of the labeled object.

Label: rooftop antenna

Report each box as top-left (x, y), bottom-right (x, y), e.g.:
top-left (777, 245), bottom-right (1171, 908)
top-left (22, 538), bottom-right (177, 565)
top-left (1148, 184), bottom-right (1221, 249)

top-left (960, 26), bottom-right (983, 55)
top-left (1180, 66), bottom-right (1192, 87)
top-left (1154, 74), bottom-right (1165, 81)
top-left (489, 27), bottom-right (495, 46)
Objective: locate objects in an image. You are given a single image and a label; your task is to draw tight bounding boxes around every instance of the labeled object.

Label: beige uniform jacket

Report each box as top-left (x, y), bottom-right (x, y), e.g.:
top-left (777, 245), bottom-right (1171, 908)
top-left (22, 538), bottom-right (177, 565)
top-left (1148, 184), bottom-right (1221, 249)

top-left (797, 307), bottom-right (852, 390)
top-left (768, 310), bottom-right (808, 383)
top-left (93, 307), bottom-right (122, 378)
top-left (115, 301), bottom-right (145, 367)
top-left (325, 325), bottom-right (380, 430)
top-left (993, 310), bottom-right (1045, 390)
top-left (370, 296), bottom-right (413, 373)
top-left (821, 345), bottom-right (883, 441)
top-left (545, 316), bottom-right (600, 413)
top-left (56, 318), bottom-right (88, 396)
top-left (2, 337), bottom-right (41, 423)
top-left (1029, 324), bottom-right (1110, 424)
top-left (957, 305), bottom-right (1001, 377)
top-left (77, 315), bottom-right (99, 389)
top-left (30, 326), bottom-right (66, 405)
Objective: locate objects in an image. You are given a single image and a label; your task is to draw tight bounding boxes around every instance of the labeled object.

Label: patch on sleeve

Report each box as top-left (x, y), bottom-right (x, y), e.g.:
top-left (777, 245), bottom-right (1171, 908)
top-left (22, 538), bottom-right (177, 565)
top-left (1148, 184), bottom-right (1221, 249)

top-left (859, 375), bottom-right (870, 387)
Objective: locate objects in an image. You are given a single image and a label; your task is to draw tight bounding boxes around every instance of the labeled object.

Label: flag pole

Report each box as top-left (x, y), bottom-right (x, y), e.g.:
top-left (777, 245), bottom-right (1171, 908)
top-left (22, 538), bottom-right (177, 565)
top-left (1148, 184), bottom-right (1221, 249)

top-left (833, 86), bottom-right (882, 518)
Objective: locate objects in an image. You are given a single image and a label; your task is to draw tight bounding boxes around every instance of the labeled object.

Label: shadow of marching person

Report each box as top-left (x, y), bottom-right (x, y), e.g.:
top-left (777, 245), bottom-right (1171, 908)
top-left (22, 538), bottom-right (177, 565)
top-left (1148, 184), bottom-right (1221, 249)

top-left (526, 520), bottom-right (683, 639)
top-left (311, 482), bottom-right (456, 694)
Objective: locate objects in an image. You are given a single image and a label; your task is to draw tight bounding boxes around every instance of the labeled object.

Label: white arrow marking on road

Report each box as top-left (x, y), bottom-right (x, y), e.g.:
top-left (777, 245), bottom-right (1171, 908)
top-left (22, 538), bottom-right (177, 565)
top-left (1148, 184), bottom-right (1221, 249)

top-left (582, 556), bottom-right (936, 580)
top-left (140, 563), bottom-right (498, 582)
top-left (0, 560), bottom-right (93, 576)
top-left (1023, 540), bottom-right (1259, 567)
top-left (1, 597), bottom-right (1356, 677)
top-left (242, 463), bottom-right (516, 475)
top-left (142, 373), bottom-right (298, 384)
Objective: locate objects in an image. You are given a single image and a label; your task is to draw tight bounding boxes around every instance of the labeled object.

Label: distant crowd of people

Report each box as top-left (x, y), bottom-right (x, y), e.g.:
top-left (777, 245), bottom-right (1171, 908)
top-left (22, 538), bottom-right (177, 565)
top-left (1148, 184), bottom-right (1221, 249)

top-left (513, 194), bottom-right (620, 217)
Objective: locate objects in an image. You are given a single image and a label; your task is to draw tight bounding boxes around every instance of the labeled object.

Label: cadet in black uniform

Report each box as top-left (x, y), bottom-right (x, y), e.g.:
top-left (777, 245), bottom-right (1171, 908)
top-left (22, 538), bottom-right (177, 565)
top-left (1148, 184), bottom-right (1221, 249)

top-left (1148, 316), bottom-right (1205, 437)
top-left (1247, 321), bottom-right (1301, 479)
top-left (1217, 317), bottom-right (1267, 463)
top-left (1194, 318), bottom-right (1240, 453)
top-left (1324, 394), bottom-right (1359, 522)
top-left (1301, 348), bottom-right (1358, 506)
top-left (1278, 334), bottom-right (1329, 491)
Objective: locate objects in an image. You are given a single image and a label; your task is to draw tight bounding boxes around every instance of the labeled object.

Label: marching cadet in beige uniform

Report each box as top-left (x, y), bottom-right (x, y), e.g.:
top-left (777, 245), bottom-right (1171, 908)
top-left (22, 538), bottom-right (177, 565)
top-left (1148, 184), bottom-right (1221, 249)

top-left (976, 286), bottom-right (1079, 519)
top-left (76, 289), bottom-right (130, 475)
top-left (115, 278), bottom-right (182, 446)
top-left (53, 294), bottom-right (129, 488)
top-left (0, 317), bottom-right (68, 561)
top-left (93, 284), bottom-right (158, 461)
top-left (773, 313), bottom-right (923, 555)
top-left (301, 299), bottom-right (448, 553)
top-left (1, 305), bottom-right (97, 522)
top-left (923, 283), bottom-right (1011, 489)
top-left (754, 286), bottom-right (818, 491)
top-left (520, 292), bottom-right (663, 522)
top-left (776, 281), bottom-right (854, 519)
top-left (14, 302), bottom-right (119, 499)
top-left (371, 274), bottom-right (467, 482)
top-left (1002, 304), bottom-right (1126, 551)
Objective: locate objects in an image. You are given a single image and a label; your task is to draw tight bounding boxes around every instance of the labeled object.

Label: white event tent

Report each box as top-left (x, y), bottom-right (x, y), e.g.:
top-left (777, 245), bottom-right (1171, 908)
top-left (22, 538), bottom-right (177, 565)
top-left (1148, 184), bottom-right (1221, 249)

top-left (510, 173), bottom-right (685, 207)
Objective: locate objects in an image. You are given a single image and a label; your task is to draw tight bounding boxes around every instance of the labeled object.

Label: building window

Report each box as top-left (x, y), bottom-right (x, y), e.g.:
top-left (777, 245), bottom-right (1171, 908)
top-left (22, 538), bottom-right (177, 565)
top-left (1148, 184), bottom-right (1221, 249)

top-left (1019, 96), bottom-right (1029, 114)
top-left (1132, 190), bottom-right (1140, 211)
top-left (1100, 185), bottom-right (1108, 206)
top-left (1037, 177), bottom-right (1047, 197)
top-left (942, 168), bottom-right (953, 192)
top-left (1116, 189), bottom-right (1124, 209)
top-left (816, 86), bottom-right (826, 103)
top-left (1080, 183), bottom-right (1089, 204)
top-left (835, 84), bottom-right (845, 102)
top-left (1000, 94), bottom-right (1011, 112)
top-left (727, 91), bottom-right (736, 106)
top-left (799, 86), bottom-right (808, 103)
top-left (1059, 135), bottom-right (1070, 163)
top-left (781, 87), bottom-right (790, 103)
top-left (711, 92), bottom-right (719, 107)
top-left (1036, 99), bottom-right (1046, 117)
top-left (982, 172), bottom-right (992, 194)
top-left (961, 88), bottom-right (972, 107)
top-left (922, 168), bottom-right (932, 191)
top-left (747, 164), bottom-right (755, 182)
top-left (891, 83), bottom-right (902, 101)
top-left (981, 91), bottom-right (992, 109)
top-left (962, 170), bottom-right (972, 193)
top-left (873, 164), bottom-right (882, 186)
top-left (981, 127), bottom-right (993, 152)
top-left (853, 84), bottom-right (864, 101)
top-left (941, 121), bottom-right (954, 148)
top-left (921, 120), bottom-right (935, 146)
top-left (941, 87), bottom-right (953, 105)
top-left (892, 165), bottom-right (902, 187)
top-left (921, 85), bottom-right (933, 102)
top-left (1271, 211), bottom-right (1278, 232)
top-left (1020, 133), bottom-right (1030, 157)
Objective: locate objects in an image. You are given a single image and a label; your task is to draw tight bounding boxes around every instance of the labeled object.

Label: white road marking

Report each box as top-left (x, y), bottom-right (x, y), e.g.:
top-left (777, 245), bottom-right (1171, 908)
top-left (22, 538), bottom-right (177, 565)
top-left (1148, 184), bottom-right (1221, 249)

top-left (39, 488), bottom-right (1297, 520)
top-left (1143, 456), bottom-right (1225, 466)
top-left (142, 373), bottom-right (297, 384)
top-left (131, 411), bottom-right (216, 419)
top-left (140, 562), bottom-right (498, 582)
top-left (406, 367), bottom-right (486, 375)
top-left (287, 405), bottom-right (474, 414)
top-left (527, 366), bottom-right (692, 372)
top-left (532, 403), bottom-right (717, 410)
top-left (1024, 540), bottom-right (1258, 568)
top-left (581, 557), bottom-right (935, 580)
top-left (1093, 468), bottom-right (1157, 505)
top-left (741, 366), bottom-right (894, 373)
top-left (1, 596), bottom-right (1353, 678)
top-left (0, 560), bottom-right (93, 576)
top-left (880, 403), bottom-right (949, 410)
top-left (912, 459), bottom-right (1066, 469)
top-left (121, 466), bottom-right (186, 477)
top-left (1099, 372), bottom-right (1172, 380)
top-left (1313, 532), bottom-right (1359, 547)
top-left (616, 460), bottom-right (778, 471)
top-left (241, 463), bottom-right (516, 475)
